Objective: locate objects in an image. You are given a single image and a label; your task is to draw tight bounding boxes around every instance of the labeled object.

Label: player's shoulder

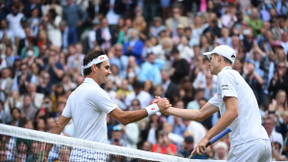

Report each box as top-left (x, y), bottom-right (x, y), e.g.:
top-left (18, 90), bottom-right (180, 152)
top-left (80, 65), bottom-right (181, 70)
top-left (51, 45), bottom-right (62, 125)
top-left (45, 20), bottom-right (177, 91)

top-left (218, 69), bottom-right (239, 84)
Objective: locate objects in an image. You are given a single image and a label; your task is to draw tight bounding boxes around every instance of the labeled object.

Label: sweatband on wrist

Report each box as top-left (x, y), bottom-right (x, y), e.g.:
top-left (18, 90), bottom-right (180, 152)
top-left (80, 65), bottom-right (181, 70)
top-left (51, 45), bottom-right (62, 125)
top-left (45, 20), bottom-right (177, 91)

top-left (145, 103), bottom-right (160, 116)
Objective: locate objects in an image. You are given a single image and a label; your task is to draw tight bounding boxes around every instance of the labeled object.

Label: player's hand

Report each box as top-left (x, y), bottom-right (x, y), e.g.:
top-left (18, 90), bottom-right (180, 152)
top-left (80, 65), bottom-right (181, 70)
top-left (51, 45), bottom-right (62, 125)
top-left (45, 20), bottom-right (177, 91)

top-left (153, 96), bottom-right (161, 103)
top-left (156, 98), bottom-right (171, 112)
top-left (190, 137), bottom-right (209, 157)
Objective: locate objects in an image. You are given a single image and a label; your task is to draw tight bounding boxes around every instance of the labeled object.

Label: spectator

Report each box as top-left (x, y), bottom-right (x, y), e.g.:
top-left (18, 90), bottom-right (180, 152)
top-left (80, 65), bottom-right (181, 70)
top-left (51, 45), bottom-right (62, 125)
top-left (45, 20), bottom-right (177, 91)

top-left (190, 15), bottom-right (205, 47)
top-left (125, 80), bottom-right (151, 110)
top-left (0, 19), bottom-right (14, 44)
top-left (213, 141), bottom-right (228, 160)
top-left (142, 141), bottom-right (153, 151)
top-left (0, 68), bottom-right (13, 102)
top-left (139, 53), bottom-right (162, 85)
top-left (243, 62), bottom-right (264, 105)
top-left (177, 136), bottom-right (194, 158)
top-left (26, 141), bottom-right (40, 161)
top-left (6, 3), bottom-right (25, 40)
top-left (150, 17), bottom-right (166, 39)
top-left (165, 6), bottom-right (189, 37)
top-left (87, 18), bottom-right (100, 50)
top-left (177, 36), bottom-right (194, 62)
top-left (21, 94), bottom-right (37, 120)
top-left (41, 49), bottom-right (64, 85)
top-left (169, 48), bottom-right (190, 84)
top-left (108, 64), bottom-right (123, 88)
top-left (62, 0), bottom-right (87, 29)
top-left (44, 9), bottom-right (62, 47)
top-left (123, 29), bottom-right (144, 65)
top-left (109, 43), bottom-right (128, 78)
top-left (269, 61), bottom-right (288, 100)
top-left (59, 21), bottom-right (78, 50)
top-left (221, 5), bottom-right (237, 29)
top-left (116, 79), bottom-right (131, 103)
top-left (96, 18), bottom-right (114, 50)
top-left (152, 130), bottom-right (177, 155)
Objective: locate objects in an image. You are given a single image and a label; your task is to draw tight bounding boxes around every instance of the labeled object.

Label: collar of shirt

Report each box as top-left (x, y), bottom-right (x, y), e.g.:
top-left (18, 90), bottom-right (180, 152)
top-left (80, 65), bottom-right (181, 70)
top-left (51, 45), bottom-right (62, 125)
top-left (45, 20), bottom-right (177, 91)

top-left (223, 66), bottom-right (232, 70)
top-left (83, 78), bottom-right (100, 87)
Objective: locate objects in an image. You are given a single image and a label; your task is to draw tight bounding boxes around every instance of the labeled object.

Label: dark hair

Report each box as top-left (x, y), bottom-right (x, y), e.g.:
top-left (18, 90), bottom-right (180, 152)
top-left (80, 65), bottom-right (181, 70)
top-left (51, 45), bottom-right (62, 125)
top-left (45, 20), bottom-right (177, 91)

top-left (48, 9), bottom-right (57, 20)
top-left (171, 46), bottom-right (179, 54)
top-left (83, 49), bottom-right (107, 76)
top-left (10, 107), bottom-right (21, 115)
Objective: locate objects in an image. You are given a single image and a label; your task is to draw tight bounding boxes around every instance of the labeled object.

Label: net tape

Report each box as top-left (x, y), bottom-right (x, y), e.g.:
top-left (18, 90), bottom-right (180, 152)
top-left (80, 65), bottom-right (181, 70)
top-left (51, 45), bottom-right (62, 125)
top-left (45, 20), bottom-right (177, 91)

top-left (0, 124), bottom-right (191, 162)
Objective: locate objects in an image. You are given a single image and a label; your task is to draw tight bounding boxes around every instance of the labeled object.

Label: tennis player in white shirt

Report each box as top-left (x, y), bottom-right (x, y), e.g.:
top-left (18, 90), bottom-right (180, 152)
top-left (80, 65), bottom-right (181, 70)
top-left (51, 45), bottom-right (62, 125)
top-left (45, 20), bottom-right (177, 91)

top-left (161, 45), bottom-right (271, 161)
top-left (44, 49), bottom-right (171, 161)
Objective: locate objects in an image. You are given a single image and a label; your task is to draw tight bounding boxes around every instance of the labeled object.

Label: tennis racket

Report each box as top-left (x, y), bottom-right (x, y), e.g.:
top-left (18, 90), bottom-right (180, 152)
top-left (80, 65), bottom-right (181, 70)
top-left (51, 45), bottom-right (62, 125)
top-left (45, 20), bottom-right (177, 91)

top-left (188, 127), bottom-right (232, 159)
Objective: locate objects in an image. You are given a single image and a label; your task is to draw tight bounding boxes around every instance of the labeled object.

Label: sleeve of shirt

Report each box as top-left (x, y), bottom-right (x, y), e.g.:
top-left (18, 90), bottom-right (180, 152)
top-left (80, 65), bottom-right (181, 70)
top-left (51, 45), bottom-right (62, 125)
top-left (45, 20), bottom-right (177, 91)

top-left (62, 98), bottom-right (72, 118)
top-left (218, 71), bottom-right (238, 99)
top-left (93, 89), bottom-right (118, 114)
top-left (208, 92), bottom-right (219, 107)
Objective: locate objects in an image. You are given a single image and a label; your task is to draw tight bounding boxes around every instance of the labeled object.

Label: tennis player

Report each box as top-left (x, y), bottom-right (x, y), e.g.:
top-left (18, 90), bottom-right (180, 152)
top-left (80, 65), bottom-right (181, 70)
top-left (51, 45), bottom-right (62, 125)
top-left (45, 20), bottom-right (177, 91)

top-left (44, 49), bottom-right (171, 161)
top-left (161, 45), bottom-right (271, 161)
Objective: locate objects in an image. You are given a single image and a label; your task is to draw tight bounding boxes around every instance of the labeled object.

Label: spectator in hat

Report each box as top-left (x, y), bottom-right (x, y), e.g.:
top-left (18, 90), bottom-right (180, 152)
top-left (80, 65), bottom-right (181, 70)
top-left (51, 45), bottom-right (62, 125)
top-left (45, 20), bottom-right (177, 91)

top-left (177, 135), bottom-right (194, 157)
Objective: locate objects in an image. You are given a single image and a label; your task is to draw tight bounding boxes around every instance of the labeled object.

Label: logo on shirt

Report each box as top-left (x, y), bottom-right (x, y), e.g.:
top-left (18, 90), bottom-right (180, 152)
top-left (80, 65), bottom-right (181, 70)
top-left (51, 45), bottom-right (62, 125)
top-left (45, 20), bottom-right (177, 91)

top-left (100, 57), bottom-right (105, 60)
top-left (221, 85), bottom-right (229, 90)
top-left (151, 108), bottom-right (155, 110)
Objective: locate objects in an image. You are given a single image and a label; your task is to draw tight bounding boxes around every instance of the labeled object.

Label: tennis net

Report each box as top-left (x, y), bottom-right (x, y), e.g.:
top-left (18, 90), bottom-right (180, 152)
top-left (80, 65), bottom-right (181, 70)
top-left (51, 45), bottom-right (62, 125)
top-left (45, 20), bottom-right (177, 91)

top-left (0, 123), bottom-right (195, 162)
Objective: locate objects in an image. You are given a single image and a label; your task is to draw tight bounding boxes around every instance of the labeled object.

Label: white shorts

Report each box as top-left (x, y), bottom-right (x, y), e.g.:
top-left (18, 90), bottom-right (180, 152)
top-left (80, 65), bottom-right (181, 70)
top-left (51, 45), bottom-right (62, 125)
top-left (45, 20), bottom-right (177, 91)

top-left (227, 139), bottom-right (271, 162)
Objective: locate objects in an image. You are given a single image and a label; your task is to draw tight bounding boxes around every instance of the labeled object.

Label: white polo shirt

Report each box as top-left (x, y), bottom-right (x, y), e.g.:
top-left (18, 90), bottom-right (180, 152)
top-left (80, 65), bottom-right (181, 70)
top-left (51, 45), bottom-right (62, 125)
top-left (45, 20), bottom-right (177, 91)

top-left (209, 66), bottom-right (269, 148)
top-left (62, 78), bottom-right (118, 143)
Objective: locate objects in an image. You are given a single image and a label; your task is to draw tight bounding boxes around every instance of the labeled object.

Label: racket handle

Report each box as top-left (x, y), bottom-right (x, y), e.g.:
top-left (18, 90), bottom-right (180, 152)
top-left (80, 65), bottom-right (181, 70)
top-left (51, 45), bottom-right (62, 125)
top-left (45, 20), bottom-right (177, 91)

top-left (207, 127), bottom-right (231, 146)
top-left (188, 127), bottom-right (231, 159)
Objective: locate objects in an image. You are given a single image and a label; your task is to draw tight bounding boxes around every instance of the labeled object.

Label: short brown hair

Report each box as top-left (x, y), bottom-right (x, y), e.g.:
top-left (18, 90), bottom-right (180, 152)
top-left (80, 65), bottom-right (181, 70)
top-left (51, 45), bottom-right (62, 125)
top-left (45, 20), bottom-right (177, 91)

top-left (83, 49), bottom-right (107, 76)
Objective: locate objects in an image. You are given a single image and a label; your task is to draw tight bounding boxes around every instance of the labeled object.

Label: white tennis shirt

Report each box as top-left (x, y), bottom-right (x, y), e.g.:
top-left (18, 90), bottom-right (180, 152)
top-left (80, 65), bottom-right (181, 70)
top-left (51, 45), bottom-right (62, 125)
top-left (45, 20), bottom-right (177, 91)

top-left (62, 78), bottom-right (118, 143)
top-left (209, 66), bottom-right (269, 148)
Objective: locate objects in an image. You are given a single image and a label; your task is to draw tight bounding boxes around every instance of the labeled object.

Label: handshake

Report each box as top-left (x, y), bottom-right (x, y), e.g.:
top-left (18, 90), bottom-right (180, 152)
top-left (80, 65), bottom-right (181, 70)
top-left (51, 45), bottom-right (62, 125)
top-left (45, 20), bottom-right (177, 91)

top-left (150, 96), bottom-right (171, 114)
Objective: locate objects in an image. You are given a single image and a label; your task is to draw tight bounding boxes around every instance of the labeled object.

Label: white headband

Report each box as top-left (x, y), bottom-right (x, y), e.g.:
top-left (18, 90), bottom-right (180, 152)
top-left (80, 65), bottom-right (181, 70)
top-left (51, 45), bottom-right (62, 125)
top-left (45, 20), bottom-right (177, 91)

top-left (81, 55), bottom-right (109, 76)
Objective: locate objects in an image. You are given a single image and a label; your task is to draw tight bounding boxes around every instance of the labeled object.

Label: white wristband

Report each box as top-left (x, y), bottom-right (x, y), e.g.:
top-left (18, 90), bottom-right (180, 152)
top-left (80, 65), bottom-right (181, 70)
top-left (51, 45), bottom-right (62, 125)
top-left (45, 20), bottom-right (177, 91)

top-left (145, 103), bottom-right (160, 116)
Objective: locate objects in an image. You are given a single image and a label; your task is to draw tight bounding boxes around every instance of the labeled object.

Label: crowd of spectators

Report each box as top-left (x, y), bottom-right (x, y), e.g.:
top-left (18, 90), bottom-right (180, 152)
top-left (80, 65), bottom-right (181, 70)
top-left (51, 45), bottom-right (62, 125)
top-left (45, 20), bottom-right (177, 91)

top-left (0, 0), bottom-right (287, 161)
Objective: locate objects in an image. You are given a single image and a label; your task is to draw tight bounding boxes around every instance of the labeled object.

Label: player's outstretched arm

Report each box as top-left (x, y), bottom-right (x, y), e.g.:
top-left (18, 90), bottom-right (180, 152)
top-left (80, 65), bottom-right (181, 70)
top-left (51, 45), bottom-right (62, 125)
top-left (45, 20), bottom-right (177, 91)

top-left (163, 102), bottom-right (219, 122)
top-left (109, 98), bottom-right (171, 125)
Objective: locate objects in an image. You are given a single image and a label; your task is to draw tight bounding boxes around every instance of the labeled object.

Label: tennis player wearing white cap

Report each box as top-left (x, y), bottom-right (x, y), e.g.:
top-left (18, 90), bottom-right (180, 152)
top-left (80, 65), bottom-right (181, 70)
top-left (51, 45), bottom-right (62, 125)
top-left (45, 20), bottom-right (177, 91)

top-left (162, 45), bottom-right (271, 161)
top-left (44, 49), bottom-right (171, 161)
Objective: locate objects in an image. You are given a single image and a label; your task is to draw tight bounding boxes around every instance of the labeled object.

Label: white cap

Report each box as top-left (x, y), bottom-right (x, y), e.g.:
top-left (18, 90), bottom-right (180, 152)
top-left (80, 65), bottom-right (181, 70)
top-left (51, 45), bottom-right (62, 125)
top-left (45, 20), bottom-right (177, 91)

top-left (203, 45), bottom-right (236, 64)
